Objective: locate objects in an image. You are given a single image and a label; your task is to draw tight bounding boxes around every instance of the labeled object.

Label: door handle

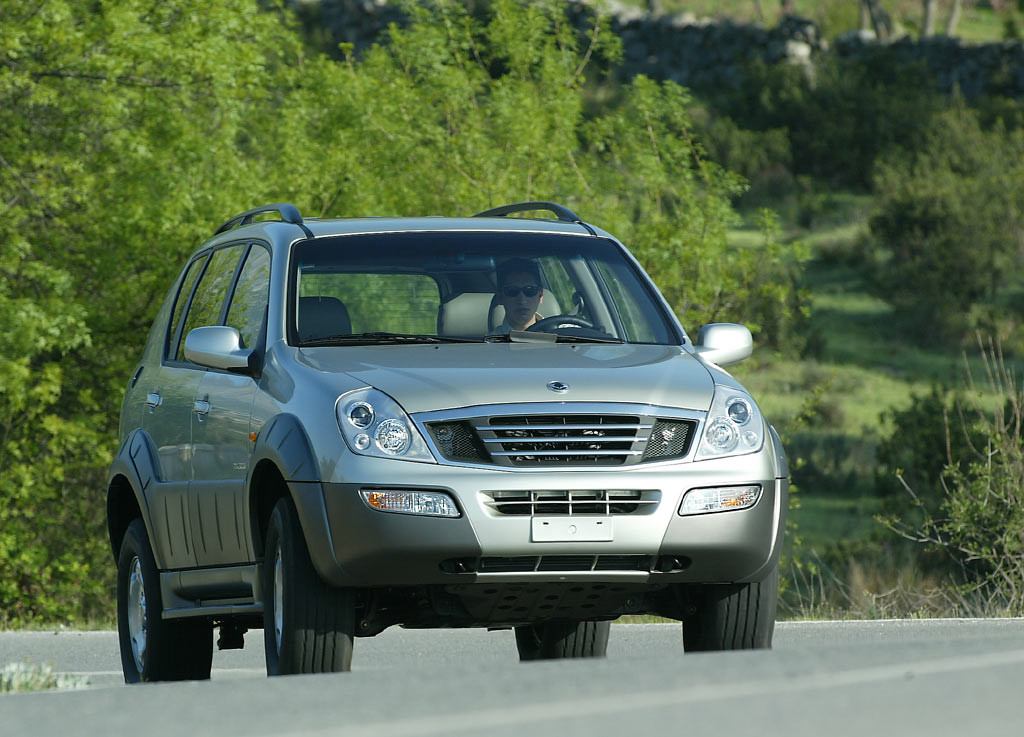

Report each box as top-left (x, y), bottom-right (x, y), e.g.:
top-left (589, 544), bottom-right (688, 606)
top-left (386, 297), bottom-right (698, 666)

top-left (193, 399), bottom-right (211, 417)
top-left (145, 392), bottom-right (162, 413)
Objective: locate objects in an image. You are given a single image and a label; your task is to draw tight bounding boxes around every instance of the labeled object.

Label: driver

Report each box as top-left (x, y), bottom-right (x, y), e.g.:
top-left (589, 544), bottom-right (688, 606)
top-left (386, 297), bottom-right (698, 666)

top-left (494, 257), bottom-right (544, 332)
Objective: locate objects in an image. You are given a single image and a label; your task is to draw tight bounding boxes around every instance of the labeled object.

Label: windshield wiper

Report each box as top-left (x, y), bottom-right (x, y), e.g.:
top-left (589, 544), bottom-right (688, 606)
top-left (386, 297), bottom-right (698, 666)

top-left (484, 331), bottom-right (623, 344)
top-left (300, 332), bottom-right (481, 346)
top-left (552, 335), bottom-right (624, 344)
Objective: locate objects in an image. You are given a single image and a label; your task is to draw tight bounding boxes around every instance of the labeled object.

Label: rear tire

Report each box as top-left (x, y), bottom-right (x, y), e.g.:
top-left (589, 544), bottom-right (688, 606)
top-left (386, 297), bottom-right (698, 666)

top-left (514, 620), bottom-right (611, 661)
top-left (116, 519), bottom-right (213, 682)
top-left (681, 565), bottom-right (778, 652)
top-left (263, 497), bottom-right (355, 675)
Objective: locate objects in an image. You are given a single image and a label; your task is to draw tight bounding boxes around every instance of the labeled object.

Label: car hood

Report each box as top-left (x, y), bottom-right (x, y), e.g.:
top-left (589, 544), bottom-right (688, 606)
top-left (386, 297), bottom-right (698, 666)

top-left (295, 343), bottom-right (714, 414)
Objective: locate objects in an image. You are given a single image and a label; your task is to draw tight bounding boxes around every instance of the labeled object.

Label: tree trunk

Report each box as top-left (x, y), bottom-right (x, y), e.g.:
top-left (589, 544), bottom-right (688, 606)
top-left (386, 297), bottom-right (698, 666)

top-left (922, 0), bottom-right (937, 37)
top-left (779, 0), bottom-right (796, 17)
top-left (862, 0), bottom-right (893, 40)
top-left (860, 2), bottom-right (871, 30)
top-left (946, 0), bottom-right (963, 36)
top-left (753, 0), bottom-right (765, 24)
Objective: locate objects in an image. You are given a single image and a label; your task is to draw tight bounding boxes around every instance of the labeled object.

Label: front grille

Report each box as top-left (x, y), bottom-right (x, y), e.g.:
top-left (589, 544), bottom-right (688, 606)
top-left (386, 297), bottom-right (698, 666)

top-left (427, 421), bottom-right (488, 463)
top-left (481, 489), bottom-right (660, 516)
top-left (642, 420), bottom-right (693, 461)
top-left (423, 406), bottom-right (700, 468)
top-left (481, 414), bottom-right (643, 466)
top-left (445, 555), bottom-right (654, 574)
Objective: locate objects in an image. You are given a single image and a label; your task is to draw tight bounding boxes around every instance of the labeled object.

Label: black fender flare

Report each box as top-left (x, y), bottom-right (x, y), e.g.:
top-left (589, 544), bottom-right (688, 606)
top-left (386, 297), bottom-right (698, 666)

top-left (247, 414), bottom-right (347, 582)
top-left (106, 430), bottom-right (159, 564)
top-left (249, 413), bottom-right (321, 483)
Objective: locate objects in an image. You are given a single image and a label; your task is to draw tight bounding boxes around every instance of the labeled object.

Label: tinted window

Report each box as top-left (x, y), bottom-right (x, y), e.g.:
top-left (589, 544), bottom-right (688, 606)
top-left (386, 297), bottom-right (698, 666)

top-left (165, 255), bottom-right (207, 359)
top-left (177, 244), bottom-right (245, 361)
top-left (290, 232), bottom-right (677, 344)
top-left (298, 273), bottom-right (440, 335)
top-left (595, 260), bottom-right (667, 343)
top-left (225, 245), bottom-right (271, 349)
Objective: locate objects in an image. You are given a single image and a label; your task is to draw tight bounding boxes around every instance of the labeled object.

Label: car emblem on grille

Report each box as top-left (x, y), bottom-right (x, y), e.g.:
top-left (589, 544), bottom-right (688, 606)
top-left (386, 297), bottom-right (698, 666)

top-left (547, 381), bottom-right (570, 393)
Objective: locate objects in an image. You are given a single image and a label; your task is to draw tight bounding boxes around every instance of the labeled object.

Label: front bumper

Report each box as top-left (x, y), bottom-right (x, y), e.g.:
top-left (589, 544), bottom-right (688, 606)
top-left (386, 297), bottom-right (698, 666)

top-left (292, 448), bottom-right (788, 589)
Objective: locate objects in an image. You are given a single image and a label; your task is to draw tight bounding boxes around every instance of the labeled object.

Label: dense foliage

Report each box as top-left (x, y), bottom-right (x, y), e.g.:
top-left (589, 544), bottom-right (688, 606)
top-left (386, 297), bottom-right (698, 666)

top-left (882, 342), bottom-right (1024, 613)
top-left (0, 0), bottom-right (809, 624)
top-left (2, 0), bottom-right (309, 624)
top-left (870, 102), bottom-right (1024, 345)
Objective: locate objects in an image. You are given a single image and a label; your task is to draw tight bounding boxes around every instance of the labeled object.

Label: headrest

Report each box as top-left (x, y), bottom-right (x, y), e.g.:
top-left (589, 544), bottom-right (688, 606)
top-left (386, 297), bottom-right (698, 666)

top-left (298, 296), bottom-right (352, 341)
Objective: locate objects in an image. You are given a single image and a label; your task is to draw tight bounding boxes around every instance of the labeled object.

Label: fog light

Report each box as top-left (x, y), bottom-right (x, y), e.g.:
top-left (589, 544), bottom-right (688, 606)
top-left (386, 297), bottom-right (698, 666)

top-left (679, 485), bottom-right (761, 516)
top-left (360, 489), bottom-right (460, 518)
top-left (375, 419), bottom-right (411, 455)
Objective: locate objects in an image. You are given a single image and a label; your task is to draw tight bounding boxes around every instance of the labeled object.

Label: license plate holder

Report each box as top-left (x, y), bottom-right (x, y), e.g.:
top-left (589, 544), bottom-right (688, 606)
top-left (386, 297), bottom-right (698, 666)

top-left (531, 517), bottom-right (613, 542)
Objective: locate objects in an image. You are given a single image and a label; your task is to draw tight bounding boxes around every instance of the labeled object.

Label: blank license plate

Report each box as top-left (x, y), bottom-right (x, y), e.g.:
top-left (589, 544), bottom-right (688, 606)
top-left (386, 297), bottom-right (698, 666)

top-left (531, 517), bottom-right (613, 542)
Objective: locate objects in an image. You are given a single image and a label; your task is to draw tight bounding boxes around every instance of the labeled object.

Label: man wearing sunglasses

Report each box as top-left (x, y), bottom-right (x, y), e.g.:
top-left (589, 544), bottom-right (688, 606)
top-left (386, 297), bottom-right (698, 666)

top-left (494, 257), bottom-right (545, 332)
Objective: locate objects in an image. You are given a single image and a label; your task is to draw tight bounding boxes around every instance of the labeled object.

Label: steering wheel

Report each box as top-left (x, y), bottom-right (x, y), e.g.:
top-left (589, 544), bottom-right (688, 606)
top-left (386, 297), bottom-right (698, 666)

top-left (527, 315), bottom-right (594, 332)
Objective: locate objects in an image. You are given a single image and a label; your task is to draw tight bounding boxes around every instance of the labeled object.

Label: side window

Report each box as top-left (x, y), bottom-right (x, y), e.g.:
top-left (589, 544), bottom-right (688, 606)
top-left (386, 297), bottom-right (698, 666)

top-left (536, 256), bottom-right (576, 316)
top-left (165, 254), bottom-right (208, 360)
top-left (225, 245), bottom-right (271, 349)
top-left (595, 259), bottom-right (672, 344)
top-left (175, 244), bottom-right (245, 362)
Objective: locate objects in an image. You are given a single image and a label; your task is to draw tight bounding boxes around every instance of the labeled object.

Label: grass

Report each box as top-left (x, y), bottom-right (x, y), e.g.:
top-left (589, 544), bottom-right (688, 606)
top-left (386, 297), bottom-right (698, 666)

top-left (726, 188), bottom-right (994, 617)
top-left (789, 495), bottom-right (884, 551)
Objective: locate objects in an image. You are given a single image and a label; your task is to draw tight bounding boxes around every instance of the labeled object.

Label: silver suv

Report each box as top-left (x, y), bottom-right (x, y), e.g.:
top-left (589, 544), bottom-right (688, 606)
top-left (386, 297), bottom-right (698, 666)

top-left (107, 202), bottom-right (788, 681)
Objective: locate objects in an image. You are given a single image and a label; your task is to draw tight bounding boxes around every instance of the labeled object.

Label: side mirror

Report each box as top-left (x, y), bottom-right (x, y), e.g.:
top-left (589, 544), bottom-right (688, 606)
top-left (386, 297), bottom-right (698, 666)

top-left (184, 326), bottom-right (254, 372)
top-left (694, 323), bottom-right (753, 366)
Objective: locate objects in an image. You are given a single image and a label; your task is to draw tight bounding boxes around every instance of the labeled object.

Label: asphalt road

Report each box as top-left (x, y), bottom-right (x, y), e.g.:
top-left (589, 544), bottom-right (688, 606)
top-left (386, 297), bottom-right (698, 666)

top-left (2, 619), bottom-right (1024, 737)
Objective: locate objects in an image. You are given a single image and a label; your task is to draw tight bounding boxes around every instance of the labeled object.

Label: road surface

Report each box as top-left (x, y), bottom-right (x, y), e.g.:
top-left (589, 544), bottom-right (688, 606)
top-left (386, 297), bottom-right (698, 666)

top-left (2, 619), bottom-right (1023, 737)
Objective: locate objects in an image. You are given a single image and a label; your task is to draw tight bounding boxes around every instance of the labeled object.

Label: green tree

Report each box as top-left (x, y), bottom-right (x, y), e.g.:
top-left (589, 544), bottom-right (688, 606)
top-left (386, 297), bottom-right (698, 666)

top-left (1, 0), bottom-right (809, 623)
top-left (870, 101), bottom-right (1024, 344)
top-left (0, 0), bottom-right (306, 623)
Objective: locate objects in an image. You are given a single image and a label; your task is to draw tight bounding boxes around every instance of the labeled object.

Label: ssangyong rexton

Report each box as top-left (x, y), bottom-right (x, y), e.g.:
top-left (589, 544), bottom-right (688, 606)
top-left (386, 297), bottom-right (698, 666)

top-left (106, 201), bottom-right (788, 681)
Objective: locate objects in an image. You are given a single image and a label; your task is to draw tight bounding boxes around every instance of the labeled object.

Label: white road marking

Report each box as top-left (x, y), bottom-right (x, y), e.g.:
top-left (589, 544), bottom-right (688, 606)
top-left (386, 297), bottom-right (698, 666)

top-left (304, 647), bottom-right (1024, 737)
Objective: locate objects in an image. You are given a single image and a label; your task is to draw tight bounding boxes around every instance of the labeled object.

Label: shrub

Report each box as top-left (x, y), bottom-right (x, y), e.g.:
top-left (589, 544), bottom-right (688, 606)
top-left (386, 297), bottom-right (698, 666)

top-left (0, 662), bottom-right (88, 693)
top-left (1, 0), bottom-right (812, 624)
top-left (883, 339), bottom-right (1024, 613)
top-left (703, 54), bottom-right (944, 189)
top-left (870, 102), bottom-right (1024, 345)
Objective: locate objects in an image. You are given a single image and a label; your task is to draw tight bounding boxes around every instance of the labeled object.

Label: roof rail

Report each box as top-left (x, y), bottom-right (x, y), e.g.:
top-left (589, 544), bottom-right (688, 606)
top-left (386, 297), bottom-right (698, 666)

top-left (214, 203), bottom-right (306, 236)
top-left (473, 201), bottom-right (584, 224)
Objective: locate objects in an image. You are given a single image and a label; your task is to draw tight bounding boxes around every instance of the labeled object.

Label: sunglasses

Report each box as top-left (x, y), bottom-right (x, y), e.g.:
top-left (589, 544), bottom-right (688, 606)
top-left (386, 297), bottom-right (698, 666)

top-left (502, 285), bottom-right (540, 298)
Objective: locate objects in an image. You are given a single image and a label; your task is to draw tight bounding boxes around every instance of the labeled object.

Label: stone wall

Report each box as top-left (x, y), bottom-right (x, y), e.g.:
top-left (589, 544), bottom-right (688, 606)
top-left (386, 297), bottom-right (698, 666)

top-left (292, 0), bottom-right (1024, 99)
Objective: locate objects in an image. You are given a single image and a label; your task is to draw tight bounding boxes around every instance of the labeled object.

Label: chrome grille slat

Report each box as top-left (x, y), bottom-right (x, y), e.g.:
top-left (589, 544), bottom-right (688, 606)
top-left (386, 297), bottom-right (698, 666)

top-left (422, 404), bottom-right (701, 468)
top-left (490, 450), bottom-right (644, 457)
top-left (481, 490), bottom-right (660, 516)
top-left (480, 436), bottom-right (641, 443)
top-left (474, 424), bottom-right (652, 432)
top-left (474, 413), bottom-right (649, 466)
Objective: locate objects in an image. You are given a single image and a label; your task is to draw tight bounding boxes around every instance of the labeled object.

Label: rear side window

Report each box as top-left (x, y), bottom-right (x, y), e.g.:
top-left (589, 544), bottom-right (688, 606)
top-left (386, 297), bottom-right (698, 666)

top-left (225, 245), bottom-right (271, 349)
top-left (175, 244), bottom-right (245, 361)
top-left (165, 255), bottom-right (207, 359)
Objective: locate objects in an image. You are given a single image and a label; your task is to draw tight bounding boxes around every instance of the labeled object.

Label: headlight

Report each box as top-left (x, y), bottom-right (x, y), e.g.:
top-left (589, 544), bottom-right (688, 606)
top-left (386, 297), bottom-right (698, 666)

top-left (695, 387), bottom-right (765, 460)
top-left (337, 388), bottom-right (435, 462)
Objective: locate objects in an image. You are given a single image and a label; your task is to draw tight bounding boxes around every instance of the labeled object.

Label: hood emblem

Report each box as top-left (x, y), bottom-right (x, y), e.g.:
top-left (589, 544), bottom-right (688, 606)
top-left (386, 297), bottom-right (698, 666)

top-left (547, 381), bottom-right (570, 394)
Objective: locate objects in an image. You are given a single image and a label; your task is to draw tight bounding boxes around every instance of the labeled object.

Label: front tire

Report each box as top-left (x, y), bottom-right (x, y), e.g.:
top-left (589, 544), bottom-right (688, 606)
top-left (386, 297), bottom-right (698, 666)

top-left (514, 620), bottom-right (611, 661)
top-left (116, 519), bottom-right (213, 682)
top-left (263, 497), bottom-right (355, 675)
top-left (681, 565), bottom-right (778, 652)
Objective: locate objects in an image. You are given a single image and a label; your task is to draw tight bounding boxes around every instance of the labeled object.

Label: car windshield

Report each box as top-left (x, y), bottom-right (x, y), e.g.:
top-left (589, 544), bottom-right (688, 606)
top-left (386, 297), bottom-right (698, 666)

top-left (289, 231), bottom-right (679, 346)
